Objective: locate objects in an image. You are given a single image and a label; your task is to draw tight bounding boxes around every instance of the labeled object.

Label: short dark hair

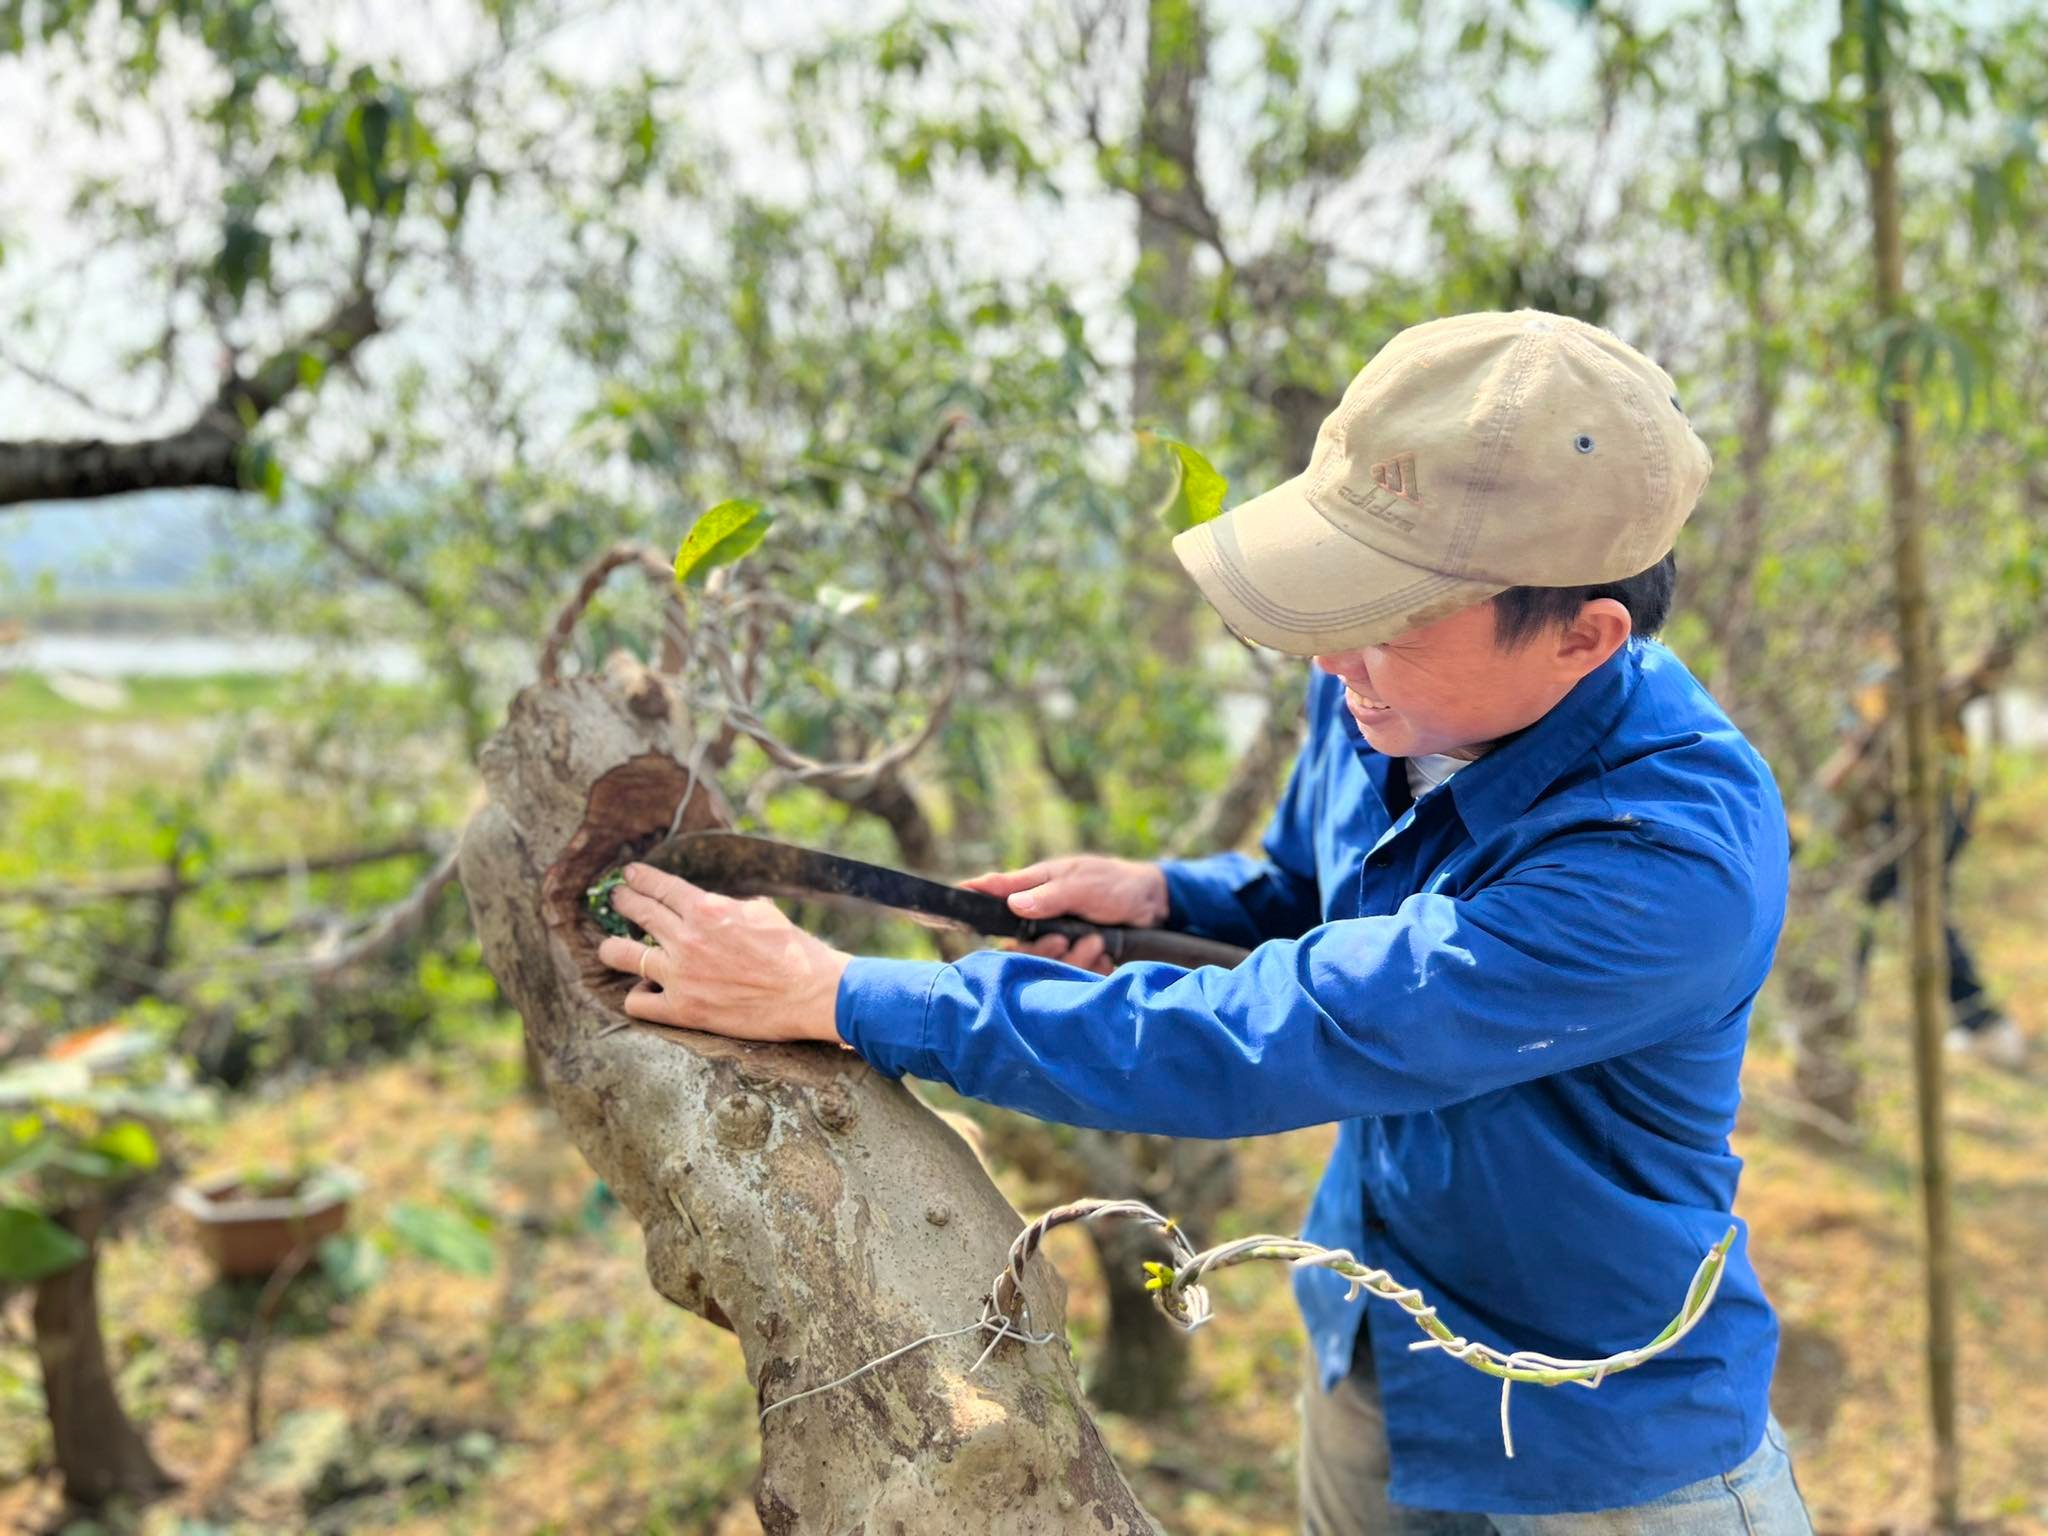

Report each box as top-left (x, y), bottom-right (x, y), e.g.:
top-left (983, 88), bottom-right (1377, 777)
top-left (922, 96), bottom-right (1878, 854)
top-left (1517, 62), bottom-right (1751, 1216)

top-left (1490, 551), bottom-right (1677, 649)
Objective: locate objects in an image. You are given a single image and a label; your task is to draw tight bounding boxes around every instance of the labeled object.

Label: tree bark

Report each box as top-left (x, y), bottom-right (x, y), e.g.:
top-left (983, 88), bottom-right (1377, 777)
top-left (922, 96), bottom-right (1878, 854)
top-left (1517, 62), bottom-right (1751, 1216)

top-left (30, 1203), bottom-right (175, 1509)
top-left (1853, 6), bottom-right (1959, 1525)
top-left (457, 658), bottom-right (1157, 1533)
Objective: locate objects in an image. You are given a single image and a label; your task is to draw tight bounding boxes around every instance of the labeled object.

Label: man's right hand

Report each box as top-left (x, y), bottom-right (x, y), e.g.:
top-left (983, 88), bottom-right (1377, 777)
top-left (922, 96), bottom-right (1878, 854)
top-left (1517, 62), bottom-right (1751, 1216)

top-left (960, 856), bottom-right (1170, 976)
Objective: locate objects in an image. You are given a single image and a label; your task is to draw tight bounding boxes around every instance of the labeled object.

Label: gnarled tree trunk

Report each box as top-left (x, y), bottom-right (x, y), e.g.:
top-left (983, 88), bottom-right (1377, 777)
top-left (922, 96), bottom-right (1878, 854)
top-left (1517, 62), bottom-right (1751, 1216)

top-left (457, 658), bottom-right (1156, 1533)
top-left (31, 1203), bottom-right (174, 1509)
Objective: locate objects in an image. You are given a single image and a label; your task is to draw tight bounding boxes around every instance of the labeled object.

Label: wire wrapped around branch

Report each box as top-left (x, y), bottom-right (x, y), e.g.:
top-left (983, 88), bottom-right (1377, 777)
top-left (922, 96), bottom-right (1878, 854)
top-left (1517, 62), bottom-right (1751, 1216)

top-left (750, 1195), bottom-right (1736, 1462)
top-left (1162, 1230), bottom-right (1736, 1384)
top-left (982, 1197), bottom-right (1210, 1339)
top-left (980, 1198), bottom-right (1737, 1459)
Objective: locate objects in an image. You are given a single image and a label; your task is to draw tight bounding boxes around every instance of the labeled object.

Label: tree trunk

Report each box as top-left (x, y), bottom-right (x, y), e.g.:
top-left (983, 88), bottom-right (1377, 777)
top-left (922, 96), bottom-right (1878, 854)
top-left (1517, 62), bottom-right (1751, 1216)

top-left (456, 658), bottom-right (1156, 1533)
top-left (1088, 1219), bottom-right (1194, 1416)
top-left (1132, 0), bottom-right (1203, 435)
top-left (31, 1204), bottom-right (174, 1509)
top-left (1080, 1135), bottom-right (1236, 1416)
top-left (1853, 6), bottom-right (1960, 1525)
top-left (1782, 898), bottom-right (1863, 1126)
top-left (1127, 0), bottom-right (1210, 661)
top-left (1703, 306), bottom-right (1781, 720)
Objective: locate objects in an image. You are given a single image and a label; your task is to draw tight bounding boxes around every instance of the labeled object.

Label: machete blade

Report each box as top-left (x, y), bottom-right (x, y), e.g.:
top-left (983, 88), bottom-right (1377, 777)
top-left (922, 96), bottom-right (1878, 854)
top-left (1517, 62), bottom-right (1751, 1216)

top-left (637, 829), bottom-right (1032, 940)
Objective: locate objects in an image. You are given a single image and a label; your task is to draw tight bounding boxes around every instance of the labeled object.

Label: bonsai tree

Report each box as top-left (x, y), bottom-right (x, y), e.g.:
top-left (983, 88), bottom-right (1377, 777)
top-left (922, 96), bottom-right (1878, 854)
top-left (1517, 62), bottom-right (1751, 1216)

top-left (0, 1021), bottom-right (211, 1508)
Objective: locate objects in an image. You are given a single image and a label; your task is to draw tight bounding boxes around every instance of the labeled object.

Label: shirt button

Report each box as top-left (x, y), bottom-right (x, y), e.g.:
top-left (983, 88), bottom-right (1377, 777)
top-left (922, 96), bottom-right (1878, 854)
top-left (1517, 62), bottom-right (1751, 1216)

top-left (1368, 852), bottom-right (1391, 869)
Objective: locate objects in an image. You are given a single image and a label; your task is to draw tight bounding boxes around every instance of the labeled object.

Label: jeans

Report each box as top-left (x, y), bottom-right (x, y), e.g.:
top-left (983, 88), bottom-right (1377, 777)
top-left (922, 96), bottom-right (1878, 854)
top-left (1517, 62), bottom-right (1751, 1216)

top-left (1298, 1337), bottom-right (1814, 1535)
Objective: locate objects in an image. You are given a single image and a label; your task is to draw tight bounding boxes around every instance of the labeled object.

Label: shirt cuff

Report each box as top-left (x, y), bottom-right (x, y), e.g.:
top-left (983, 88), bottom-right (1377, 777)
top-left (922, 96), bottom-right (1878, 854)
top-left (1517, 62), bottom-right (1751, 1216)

top-left (1158, 854), bottom-right (1257, 941)
top-left (835, 955), bottom-right (945, 1078)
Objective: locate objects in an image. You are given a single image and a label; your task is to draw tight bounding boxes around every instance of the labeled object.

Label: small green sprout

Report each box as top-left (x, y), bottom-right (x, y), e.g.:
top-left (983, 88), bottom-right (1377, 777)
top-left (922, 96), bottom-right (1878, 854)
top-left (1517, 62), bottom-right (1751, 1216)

top-left (585, 870), bottom-right (647, 941)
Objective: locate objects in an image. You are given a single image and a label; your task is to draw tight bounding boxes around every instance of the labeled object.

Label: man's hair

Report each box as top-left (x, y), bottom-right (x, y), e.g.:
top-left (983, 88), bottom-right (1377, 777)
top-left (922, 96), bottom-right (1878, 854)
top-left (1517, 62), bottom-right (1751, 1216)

top-left (1490, 551), bottom-right (1678, 649)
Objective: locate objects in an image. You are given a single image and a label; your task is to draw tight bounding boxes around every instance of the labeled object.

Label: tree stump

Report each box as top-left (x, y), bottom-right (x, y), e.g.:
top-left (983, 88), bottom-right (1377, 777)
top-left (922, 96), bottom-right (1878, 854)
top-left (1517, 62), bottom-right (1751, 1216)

top-left (457, 658), bottom-right (1157, 1533)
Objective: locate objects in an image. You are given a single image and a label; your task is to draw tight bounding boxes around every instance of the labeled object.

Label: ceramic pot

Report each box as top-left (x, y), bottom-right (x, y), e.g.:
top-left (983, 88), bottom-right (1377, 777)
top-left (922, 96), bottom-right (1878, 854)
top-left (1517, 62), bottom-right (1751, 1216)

top-left (173, 1166), bottom-right (362, 1279)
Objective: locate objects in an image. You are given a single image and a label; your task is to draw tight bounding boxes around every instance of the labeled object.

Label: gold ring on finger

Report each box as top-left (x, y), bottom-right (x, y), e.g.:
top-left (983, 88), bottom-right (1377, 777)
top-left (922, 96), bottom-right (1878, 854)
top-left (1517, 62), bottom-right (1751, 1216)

top-left (639, 944), bottom-right (659, 980)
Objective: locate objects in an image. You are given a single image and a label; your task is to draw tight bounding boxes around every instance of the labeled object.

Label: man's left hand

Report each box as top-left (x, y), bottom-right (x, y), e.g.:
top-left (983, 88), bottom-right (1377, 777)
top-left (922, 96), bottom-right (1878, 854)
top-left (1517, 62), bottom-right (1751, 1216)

top-left (595, 863), bottom-right (851, 1045)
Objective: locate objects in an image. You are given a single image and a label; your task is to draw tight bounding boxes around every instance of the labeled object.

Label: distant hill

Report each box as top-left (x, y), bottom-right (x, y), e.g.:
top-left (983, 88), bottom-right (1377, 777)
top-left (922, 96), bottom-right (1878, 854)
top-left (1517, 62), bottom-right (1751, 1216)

top-left (0, 489), bottom-right (247, 594)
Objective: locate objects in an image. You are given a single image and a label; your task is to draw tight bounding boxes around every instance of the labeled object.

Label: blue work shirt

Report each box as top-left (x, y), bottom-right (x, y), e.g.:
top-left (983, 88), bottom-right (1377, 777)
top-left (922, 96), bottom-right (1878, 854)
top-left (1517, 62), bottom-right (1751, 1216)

top-left (836, 638), bottom-right (1789, 1515)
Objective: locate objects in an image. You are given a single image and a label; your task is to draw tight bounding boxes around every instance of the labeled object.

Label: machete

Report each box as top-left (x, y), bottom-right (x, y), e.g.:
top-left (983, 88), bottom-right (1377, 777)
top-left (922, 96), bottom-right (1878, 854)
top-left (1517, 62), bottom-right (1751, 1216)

top-left (634, 829), bottom-right (1250, 970)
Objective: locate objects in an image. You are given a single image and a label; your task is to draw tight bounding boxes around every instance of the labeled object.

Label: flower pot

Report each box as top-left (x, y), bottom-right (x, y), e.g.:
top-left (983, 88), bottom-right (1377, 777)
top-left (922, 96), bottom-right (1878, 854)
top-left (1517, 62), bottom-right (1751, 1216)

top-left (173, 1166), bottom-right (363, 1279)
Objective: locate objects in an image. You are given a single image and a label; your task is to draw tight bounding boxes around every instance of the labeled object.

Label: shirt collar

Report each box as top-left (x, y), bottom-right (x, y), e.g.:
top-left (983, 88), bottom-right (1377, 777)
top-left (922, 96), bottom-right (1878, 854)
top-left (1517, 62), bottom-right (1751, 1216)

top-left (1444, 639), bottom-right (1645, 839)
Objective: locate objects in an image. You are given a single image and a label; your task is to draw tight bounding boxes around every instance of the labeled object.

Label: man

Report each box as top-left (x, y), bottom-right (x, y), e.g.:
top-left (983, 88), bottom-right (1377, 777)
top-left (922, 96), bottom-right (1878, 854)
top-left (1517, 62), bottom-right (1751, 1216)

top-left (1821, 650), bottom-right (2026, 1068)
top-left (598, 311), bottom-right (1812, 1532)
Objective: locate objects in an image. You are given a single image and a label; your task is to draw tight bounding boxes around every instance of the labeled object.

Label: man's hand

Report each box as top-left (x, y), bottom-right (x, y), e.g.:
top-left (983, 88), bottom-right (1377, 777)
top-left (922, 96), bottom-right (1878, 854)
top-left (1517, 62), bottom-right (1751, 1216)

top-left (960, 856), bottom-right (1169, 976)
top-left (595, 864), bottom-right (851, 1044)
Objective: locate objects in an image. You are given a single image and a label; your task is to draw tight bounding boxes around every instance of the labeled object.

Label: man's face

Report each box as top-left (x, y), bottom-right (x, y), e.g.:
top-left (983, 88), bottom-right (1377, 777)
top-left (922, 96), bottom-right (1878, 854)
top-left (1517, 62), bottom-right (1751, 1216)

top-left (1313, 599), bottom-right (1610, 760)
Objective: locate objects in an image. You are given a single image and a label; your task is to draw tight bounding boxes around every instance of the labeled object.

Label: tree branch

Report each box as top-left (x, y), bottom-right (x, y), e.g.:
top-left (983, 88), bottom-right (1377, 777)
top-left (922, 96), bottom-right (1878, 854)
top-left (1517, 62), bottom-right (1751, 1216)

top-left (535, 542), bottom-right (676, 684)
top-left (0, 287), bottom-right (381, 508)
top-left (241, 846), bottom-right (462, 980)
top-left (694, 415), bottom-right (974, 800)
top-left (133, 846), bottom-right (463, 989)
top-left (0, 839), bottom-right (437, 907)
top-left (1169, 664), bottom-right (1308, 858)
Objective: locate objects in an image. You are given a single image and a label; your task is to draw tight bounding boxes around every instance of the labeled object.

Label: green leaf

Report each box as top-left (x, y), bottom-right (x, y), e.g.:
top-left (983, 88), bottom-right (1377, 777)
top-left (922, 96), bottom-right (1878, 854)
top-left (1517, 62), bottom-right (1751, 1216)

top-left (215, 215), bottom-right (271, 304)
top-left (0, 1122), bottom-right (56, 1195)
top-left (49, 1147), bottom-right (128, 1181)
top-left (0, 1206), bottom-right (88, 1284)
top-left (1139, 433), bottom-right (1228, 531)
top-left (578, 1179), bottom-right (619, 1234)
top-left (317, 1233), bottom-right (386, 1297)
top-left (584, 870), bottom-right (643, 940)
top-left (674, 499), bottom-right (773, 586)
top-left (86, 1120), bottom-right (158, 1172)
top-left (89, 1080), bottom-right (214, 1125)
top-left (238, 441), bottom-right (286, 503)
top-left (387, 1202), bottom-right (494, 1275)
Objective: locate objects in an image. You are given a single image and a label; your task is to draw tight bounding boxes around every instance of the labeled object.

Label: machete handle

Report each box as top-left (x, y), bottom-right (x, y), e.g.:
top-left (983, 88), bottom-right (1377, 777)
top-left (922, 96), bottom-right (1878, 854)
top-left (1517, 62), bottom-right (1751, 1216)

top-left (1020, 918), bottom-right (1250, 970)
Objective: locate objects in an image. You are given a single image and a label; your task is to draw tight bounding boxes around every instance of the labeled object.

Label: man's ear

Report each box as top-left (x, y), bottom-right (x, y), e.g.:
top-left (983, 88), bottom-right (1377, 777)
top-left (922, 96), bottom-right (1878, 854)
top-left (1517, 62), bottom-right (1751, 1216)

top-left (1553, 597), bottom-right (1632, 681)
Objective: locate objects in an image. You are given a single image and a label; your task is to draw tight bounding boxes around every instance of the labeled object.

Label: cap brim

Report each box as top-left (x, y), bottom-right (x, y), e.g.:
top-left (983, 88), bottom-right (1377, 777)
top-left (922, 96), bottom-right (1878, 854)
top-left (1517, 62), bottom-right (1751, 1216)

top-left (1170, 472), bottom-right (1502, 655)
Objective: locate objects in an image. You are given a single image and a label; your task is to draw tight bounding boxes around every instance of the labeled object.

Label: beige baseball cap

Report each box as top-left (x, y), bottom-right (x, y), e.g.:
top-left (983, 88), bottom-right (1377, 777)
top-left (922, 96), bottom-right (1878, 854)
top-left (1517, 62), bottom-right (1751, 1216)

top-left (1172, 310), bottom-right (1713, 655)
